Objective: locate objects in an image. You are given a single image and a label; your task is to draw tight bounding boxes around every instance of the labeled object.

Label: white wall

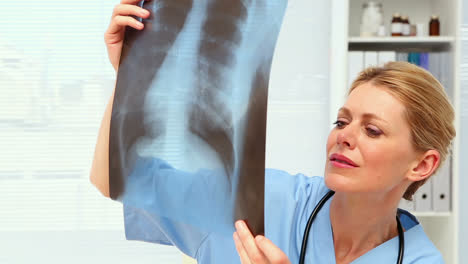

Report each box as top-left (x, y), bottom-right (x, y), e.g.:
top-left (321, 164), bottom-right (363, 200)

top-left (266, 0), bottom-right (331, 177)
top-left (459, 1), bottom-right (468, 262)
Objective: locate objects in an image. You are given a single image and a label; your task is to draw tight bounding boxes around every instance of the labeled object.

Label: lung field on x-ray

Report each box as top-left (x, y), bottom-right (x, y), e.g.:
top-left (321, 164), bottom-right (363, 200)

top-left (109, 0), bottom-right (193, 198)
top-left (109, 0), bottom-right (286, 235)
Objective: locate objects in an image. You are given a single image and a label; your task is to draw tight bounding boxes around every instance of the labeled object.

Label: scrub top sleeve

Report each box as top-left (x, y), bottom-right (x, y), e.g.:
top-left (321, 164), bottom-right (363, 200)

top-left (123, 203), bottom-right (208, 258)
top-left (264, 169), bottom-right (328, 262)
top-left (120, 156), bottom-right (228, 258)
top-left (123, 204), bottom-right (171, 245)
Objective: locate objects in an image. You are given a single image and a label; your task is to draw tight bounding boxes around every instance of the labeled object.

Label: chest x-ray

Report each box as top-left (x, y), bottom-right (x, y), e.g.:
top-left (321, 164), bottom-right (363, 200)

top-left (109, 0), bottom-right (286, 235)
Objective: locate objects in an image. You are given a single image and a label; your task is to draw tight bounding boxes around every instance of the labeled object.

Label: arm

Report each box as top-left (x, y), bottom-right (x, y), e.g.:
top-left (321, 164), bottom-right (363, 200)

top-left (90, 0), bottom-right (149, 196)
top-left (90, 90), bottom-right (114, 197)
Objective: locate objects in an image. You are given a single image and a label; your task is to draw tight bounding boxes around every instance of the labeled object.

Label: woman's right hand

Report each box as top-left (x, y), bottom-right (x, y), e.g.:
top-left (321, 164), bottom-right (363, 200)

top-left (234, 221), bottom-right (291, 264)
top-left (104, 0), bottom-right (150, 72)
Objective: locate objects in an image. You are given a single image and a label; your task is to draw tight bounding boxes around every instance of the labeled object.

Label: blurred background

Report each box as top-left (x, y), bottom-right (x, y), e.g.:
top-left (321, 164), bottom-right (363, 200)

top-left (0, 1), bottom-right (182, 263)
top-left (0, 0), bottom-right (467, 263)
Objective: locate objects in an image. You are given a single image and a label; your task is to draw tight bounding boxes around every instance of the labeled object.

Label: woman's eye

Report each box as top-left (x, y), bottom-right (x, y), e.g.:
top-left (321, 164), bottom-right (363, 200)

top-left (366, 127), bottom-right (382, 137)
top-left (333, 120), bottom-right (346, 128)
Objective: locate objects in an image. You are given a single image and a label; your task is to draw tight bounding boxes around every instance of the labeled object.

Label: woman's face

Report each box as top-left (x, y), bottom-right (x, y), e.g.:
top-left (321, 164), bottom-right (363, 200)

top-left (324, 82), bottom-right (419, 195)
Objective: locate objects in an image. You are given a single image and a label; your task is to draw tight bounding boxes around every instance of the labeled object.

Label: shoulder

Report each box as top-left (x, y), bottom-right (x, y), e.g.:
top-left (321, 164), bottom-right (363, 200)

top-left (265, 168), bottom-right (328, 202)
top-left (404, 224), bottom-right (445, 263)
top-left (263, 168), bottom-right (330, 257)
top-left (395, 209), bottom-right (444, 263)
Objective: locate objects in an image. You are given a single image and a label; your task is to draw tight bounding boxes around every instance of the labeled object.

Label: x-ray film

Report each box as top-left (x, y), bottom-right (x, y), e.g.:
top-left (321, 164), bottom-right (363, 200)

top-left (109, 0), bottom-right (286, 236)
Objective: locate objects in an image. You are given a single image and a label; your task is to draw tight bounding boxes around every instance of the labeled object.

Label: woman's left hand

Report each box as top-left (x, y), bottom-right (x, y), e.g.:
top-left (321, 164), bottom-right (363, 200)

top-left (233, 220), bottom-right (291, 264)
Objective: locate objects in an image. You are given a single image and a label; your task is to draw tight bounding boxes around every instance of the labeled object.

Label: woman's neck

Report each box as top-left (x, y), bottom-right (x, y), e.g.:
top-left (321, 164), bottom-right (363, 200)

top-left (329, 191), bottom-right (401, 264)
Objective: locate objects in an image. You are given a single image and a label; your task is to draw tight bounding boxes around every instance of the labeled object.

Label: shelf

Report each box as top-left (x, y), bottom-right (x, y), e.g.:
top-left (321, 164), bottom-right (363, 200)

top-left (412, 211), bottom-right (452, 217)
top-left (348, 36), bottom-right (455, 44)
top-left (348, 36), bottom-right (455, 50)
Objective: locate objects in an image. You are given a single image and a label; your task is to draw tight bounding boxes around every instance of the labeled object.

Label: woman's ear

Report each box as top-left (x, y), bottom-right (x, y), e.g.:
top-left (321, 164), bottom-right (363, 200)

top-left (407, 150), bottom-right (440, 182)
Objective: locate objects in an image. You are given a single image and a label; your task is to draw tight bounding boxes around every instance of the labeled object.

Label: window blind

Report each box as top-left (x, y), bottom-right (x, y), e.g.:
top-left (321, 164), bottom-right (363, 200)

top-left (0, 1), bottom-right (181, 263)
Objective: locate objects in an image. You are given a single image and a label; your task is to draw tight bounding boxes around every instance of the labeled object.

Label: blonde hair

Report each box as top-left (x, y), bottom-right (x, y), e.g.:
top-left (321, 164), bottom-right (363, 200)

top-left (349, 61), bottom-right (456, 201)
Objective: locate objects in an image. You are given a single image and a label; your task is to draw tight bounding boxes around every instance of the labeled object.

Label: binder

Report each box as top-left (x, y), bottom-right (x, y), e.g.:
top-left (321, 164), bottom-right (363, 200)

top-left (439, 51), bottom-right (453, 99)
top-left (440, 51), bottom-right (449, 88)
top-left (348, 51), bottom-right (364, 88)
top-left (428, 52), bottom-right (441, 81)
top-left (377, 51), bottom-right (396, 66)
top-left (396, 52), bottom-right (408, 62)
top-left (432, 156), bottom-right (451, 211)
top-left (419, 52), bottom-right (429, 70)
top-left (364, 51), bottom-right (378, 68)
top-left (408, 52), bottom-right (421, 66)
top-left (414, 177), bottom-right (432, 212)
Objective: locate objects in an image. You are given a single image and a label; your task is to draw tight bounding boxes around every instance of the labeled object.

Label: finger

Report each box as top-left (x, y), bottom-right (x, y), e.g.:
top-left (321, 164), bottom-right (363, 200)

top-left (235, 221), bottom-right (268, 264)
top-left (233, 232), bottom-right (252, 264)
top-left (112, 4), bottom-right (150, 19)
top-left (107, 15), bottom-right (144, 35)
top-left (255, 236), bottom-right (290, 264)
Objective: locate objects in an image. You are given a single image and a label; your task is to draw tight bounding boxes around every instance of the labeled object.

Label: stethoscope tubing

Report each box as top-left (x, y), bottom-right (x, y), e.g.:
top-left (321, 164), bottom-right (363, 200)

top-left (299, 190), bottom-right (404, 264)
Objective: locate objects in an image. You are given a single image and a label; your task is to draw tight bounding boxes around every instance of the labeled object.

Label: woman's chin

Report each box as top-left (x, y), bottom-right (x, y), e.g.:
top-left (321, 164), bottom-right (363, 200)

top-left (324, 172), bottom-right (357, 192)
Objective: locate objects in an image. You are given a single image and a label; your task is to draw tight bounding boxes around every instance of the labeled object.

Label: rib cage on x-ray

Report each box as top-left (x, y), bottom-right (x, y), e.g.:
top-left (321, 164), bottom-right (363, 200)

top-left (109, 0), bottom-right (286, 235)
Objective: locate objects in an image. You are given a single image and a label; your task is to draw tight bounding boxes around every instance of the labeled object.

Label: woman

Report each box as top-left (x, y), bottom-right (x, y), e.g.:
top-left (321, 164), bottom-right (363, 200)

top-left (91, 1), bottom-right (455, 263)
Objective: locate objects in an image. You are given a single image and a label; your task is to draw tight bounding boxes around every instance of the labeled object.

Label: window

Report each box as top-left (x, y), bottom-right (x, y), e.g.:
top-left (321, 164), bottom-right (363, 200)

top-left (0, 1), bottom-right (181, 263)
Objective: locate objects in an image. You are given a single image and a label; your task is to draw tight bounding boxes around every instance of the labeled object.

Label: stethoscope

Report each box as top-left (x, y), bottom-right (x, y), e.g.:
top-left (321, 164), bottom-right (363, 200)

top-left (299, 190), bottom-right (404, 264)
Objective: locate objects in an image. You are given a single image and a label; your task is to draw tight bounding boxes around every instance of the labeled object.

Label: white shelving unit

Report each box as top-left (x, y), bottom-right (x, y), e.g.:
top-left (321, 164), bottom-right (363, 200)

top-left (348, 36), bottom-right (455, 43)
top-left (414, 211), bottom-right (453, 217)
top-left (348, 36), bottom-right (455, 44)
top-left (330, 0), bottom-right (461, 263)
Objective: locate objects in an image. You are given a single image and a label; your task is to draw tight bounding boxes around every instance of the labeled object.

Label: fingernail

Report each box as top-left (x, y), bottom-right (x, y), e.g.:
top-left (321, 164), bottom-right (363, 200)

top-left (136, 21), bottom-right (144, 28)
top-left (255, 235), bottom-right (264, 242)
top-left (236, 220), bottom-right (245, 230)
top-left (240, 221), bottom-right (246, 229)
top-left (141, 9), bottom-right (149, 16)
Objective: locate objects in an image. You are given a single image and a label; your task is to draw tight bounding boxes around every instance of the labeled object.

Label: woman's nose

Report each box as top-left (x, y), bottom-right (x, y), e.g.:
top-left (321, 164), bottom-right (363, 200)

top-left (337, 126), bottom-right (356, 149)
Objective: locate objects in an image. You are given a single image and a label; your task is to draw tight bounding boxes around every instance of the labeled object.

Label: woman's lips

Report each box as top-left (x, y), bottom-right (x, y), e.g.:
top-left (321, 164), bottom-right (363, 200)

top-left (329, 153), bottom-right (358, 168)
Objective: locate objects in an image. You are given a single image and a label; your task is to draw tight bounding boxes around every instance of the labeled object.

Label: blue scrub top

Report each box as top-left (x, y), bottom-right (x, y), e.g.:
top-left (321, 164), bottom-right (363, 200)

top-left (121, 157), bottom-right (444, 263)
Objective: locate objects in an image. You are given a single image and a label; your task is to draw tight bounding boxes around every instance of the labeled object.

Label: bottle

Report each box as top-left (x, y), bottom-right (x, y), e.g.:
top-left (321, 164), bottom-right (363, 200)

top-left (429, 15), bottom-right (440, 36)
top-left (391, 13), bottom-right (403, 37)
top-left (377, 25), bottom-right (386, 37)
top-left (410, 24), bottom-right (417, 36)
top-left (360, 2), bottom-right (384, 37)
top-left (402, 16), bottom-right (411, 36)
